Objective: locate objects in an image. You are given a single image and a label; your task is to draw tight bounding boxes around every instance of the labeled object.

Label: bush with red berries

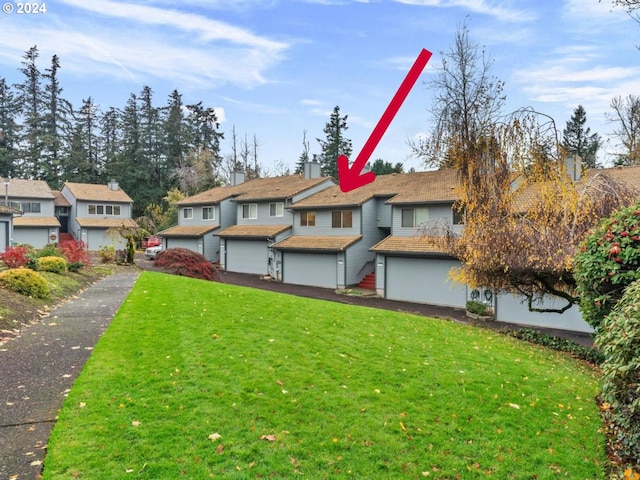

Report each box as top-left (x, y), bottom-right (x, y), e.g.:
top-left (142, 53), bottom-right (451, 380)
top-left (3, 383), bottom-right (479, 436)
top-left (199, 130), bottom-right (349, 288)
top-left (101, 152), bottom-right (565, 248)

top-left (574, 203), bottom-right (640, 332)
top-left (154, 248), bottom-right (220, 282)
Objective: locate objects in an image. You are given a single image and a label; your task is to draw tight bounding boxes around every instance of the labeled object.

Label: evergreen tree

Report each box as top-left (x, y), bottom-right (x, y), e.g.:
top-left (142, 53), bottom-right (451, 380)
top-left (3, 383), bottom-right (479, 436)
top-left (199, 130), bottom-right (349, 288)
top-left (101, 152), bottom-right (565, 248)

top-left (370, 159), bottom-right (404, 175)
top-left (42, 54), bottom-right (73, 186)
top-left (0, 78), bottom-right (20, 177)
top-left (99, 107), bottom-right (120, 178)
top-left (317, 106), bottom-right (351, 178)
top-left (68, 97), bottom-right (101, 183)
top-left (562, 105), bottom-right (601, 169)
top-left (163, 89), bottom-right (186, 174)
top-left (15, 46), bottom-right (45, 178)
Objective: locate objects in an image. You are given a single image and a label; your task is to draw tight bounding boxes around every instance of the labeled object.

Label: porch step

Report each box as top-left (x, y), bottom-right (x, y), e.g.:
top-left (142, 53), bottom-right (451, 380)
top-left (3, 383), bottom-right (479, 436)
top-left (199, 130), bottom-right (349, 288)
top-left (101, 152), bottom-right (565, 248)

top-left (358, 272), bottom-right (376, 290)
top-left (58, 232), bottom-right (75, 247)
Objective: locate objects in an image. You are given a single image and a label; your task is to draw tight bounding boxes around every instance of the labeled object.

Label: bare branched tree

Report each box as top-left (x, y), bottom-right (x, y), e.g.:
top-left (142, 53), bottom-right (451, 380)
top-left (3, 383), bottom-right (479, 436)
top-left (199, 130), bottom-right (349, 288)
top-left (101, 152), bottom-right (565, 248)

top-left (410, 19), bottom-right (506, 169)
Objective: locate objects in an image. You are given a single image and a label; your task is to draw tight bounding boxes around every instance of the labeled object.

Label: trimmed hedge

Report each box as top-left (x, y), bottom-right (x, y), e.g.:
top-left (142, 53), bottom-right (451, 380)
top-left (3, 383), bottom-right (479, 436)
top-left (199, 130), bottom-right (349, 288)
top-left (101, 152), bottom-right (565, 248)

top-left (39, 255), bottom-right (68, 274)
top-left (0, 268), bottom-right (50, 299)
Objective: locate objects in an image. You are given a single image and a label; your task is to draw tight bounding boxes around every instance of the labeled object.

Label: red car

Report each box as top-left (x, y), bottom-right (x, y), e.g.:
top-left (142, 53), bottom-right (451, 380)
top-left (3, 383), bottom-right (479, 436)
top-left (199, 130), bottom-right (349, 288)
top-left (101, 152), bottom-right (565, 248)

top-left (142, 235), bottom-right (161, 249)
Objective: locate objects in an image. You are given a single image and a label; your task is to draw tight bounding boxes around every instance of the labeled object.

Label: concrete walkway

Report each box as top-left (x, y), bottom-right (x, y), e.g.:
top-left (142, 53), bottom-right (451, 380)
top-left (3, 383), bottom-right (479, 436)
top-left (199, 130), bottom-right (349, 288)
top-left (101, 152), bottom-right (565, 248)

top-left (0, 270), bottom-right (140, 480)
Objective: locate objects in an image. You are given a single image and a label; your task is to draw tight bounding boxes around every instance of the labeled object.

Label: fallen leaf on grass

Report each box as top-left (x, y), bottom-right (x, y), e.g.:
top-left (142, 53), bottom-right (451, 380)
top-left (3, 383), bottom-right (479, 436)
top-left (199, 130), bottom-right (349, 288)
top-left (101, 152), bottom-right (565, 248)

top-left (208, 433), bottom-right (222, 442)
top-left (508, 403), bottom-right (520, 409)
top-left (132, 421), bottom-right (141, 427)
top-left (216, 444), bottom-right (224, 454)
top-left (260, 435), bottom-right (276, 442)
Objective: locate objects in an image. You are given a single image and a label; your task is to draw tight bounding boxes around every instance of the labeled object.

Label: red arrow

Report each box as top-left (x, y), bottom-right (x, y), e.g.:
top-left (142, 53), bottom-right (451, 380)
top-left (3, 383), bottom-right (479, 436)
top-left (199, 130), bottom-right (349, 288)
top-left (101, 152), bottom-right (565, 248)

top-left (338, 48), bottom-right (432, 193)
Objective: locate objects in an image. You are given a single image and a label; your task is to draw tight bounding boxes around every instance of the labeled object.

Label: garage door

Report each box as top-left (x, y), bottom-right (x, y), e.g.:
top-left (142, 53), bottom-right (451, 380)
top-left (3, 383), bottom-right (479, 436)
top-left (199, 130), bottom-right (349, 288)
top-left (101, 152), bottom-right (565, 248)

top-left (166, 238), bottom-right (200, 254)
top-left (226, 239), bottom-right (268, 274)
top-left (386, 257), bottom-right (466, 307)
top-left (283, 252), bottom-right (337, 289)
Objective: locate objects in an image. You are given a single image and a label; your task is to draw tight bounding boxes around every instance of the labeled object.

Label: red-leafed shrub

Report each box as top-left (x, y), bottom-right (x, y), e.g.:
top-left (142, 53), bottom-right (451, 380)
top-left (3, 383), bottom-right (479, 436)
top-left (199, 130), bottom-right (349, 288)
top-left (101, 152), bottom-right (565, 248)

top-left (61, 241), bottom-right (92, 272)
top-left (154, 248), bottom-right (220, 282)
top-left (0, 245), bottom-right (30, 269)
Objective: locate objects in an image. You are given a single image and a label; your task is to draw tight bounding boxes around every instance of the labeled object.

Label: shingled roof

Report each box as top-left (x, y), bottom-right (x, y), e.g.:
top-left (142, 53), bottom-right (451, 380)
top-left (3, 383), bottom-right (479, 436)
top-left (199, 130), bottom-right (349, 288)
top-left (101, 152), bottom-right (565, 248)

top-left (291, 170), bottom-right (459, 209)
top-left (272, 235), bottom-right (362, 252)
top-left (4, 179), bottom-right (55, 199)
top-left (370, 235), bottom-right (450, 256)
top-left (63, 182), bottom-right (133, 203)
top-left (13, 217), bottom-right (61, 227)
top-left (216, 224), bottom-right (292, 238)
top-left (231, 175), bottom-right (335, 202)
top-left (159, 225), bottom-right (219, 237)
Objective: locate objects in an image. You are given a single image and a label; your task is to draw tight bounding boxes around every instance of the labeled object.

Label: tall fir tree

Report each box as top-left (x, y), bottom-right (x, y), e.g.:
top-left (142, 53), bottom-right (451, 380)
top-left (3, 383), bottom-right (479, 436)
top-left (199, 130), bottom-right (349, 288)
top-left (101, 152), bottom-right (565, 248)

top-left (68, 97), bottom-right (101, 183)
top-left (15, 46), bottom-right (45, 178)
top-left (562, 105), bottom-right (601, 169)
top-left (317, 106), bottom-right (351, 179)
top-left (99, 106), bottom-right (121, 179)
top-left (163, 89), bottom-right (187, 174)
top-left (42, 54), bottom-right (73, 186)
top-left (0, 78), bottom-right (20, 178)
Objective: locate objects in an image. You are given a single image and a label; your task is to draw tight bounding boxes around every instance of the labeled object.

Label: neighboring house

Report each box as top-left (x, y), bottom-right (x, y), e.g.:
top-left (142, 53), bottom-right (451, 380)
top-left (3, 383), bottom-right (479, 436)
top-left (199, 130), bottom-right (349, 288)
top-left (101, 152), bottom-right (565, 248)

top-left (0, 204), bottom-right (20, 253)
top-left (5, 179), bottom-right (60, 248)
top-left (272, 172), bottom-right (422, 289)
top-left (216, 166), bottom-right (336, 276)
top-left (60, 179), bottom-right (137, 250)
top-left (370, 169), bottom-right (468, 308)
top-left (157, 182), bottom-right (245, 262)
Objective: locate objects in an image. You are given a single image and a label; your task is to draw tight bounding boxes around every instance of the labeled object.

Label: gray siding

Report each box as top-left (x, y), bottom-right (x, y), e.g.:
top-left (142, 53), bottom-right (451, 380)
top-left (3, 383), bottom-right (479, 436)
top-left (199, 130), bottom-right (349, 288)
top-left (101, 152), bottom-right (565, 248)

top-left (236, 201), bottom-right (294, 226)
top-left (385, 257), bottom-right (467, 308)
top-left (0, 216), bottom-right (9, 252)
top-left (345, 200), bottom-right (385, 285)
top-left (220, 198), bottom-right (237, 230)
top-left (14, 198), bottom-right (55, 217)
top-left (291, 208), bottom-right (360, 236)
top-left (74, 200), bottom-right (132, 218)
top-left (496, 293), bottom-right (592, 333)
top-left (376, 199), bottom-right (392, 228)
top-left (392, 203), bottom-right (461, 236)
top-left (13, 227), bottom-right (58, 249)
top-left (178, 204), bottom-right (220, 227)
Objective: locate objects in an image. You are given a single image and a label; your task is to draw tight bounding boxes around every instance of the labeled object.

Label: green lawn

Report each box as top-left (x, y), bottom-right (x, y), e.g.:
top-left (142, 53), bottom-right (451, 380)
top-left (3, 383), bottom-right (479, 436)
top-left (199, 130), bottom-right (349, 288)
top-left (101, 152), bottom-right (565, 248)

top-left (43, 271), bottom-right (605, 479)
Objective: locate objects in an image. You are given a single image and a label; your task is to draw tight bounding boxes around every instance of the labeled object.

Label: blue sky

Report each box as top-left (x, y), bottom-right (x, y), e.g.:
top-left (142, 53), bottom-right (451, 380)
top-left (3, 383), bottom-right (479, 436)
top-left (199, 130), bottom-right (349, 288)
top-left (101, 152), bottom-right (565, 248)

top-left (0, 0), bottom-right (638, 173)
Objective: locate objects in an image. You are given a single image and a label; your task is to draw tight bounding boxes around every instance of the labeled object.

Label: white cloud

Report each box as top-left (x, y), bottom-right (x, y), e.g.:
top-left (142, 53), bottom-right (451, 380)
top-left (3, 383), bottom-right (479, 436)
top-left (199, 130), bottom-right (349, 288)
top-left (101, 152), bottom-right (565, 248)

top-left (392, 0), bottom-right (536, 23)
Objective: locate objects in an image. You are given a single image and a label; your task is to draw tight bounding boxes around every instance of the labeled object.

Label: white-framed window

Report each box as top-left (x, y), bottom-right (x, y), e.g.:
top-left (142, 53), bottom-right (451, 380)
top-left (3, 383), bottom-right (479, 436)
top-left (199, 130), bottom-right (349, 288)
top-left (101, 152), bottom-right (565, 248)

top-left (331, 210), bottom-right (353, 228)
top-left (401, 207), bottom-right (429, 228)
top-left (88, 204), bottom-right (121, 216)
top-left (183, 207), bottom-right (193, 220)
top-left (242, 203), bottom-right (258, 220)
top-left (202, 206), bottom-right (215, 220)
top-left (269, 202), bottom-right (284, 217)
top-left (300, 211), bottom-right (316, 227)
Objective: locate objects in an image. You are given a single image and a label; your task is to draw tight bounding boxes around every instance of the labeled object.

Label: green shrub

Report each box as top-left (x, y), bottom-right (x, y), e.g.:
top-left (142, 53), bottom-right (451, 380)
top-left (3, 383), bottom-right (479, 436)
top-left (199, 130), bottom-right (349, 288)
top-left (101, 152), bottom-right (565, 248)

top-left (596, 280), bottom-right (640, 464)
top-left (466, 300), bottom-right (488, 315)
top-left (0, 268), bottom-right (50, 299)
top-left (37, 243), bottom-right (63, 258)
top-left (39, 255), bottom-right (67, 274)
top-left (574, 202), bottom-right (640, 332)
top-left (508, 328), bottom-right (603, 366)
top-left (98, 245), bottom-right (116, 263)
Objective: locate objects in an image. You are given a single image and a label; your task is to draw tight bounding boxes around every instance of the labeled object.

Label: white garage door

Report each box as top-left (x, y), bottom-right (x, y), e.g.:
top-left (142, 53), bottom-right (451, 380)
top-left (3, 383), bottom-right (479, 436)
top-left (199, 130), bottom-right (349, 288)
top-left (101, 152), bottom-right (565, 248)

top-left (226, 239), bottom-right (268, 274)
top-left (0, 220), bottom-right (8, 252)
top-left (283, 252), bottom-right (337, 289)
top-left (386, 257), bottom-right (466, 308)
